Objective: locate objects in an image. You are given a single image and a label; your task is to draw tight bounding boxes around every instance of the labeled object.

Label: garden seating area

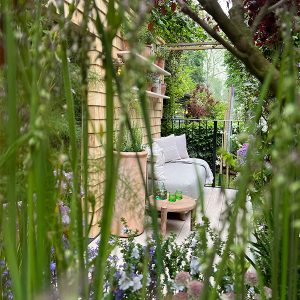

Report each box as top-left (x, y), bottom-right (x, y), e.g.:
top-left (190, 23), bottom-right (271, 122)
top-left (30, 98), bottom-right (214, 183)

top-left (133, 187), bottom-right (237, 245)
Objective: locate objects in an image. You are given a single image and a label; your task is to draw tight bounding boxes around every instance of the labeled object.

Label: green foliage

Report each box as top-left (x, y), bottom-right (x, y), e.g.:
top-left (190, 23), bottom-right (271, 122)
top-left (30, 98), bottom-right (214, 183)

top-left (217, 148), bottom-right (236, 169)
top-left (180, 51), bottom-right (206, 84)
top-left (150, 1), bottom-right (206, 43)
top-left (137, 24), bottom-right (156, 44)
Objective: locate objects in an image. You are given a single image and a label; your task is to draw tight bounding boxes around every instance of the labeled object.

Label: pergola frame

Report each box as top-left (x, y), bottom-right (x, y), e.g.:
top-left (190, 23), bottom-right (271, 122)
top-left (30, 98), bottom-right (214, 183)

top-left (163, 42), bottom-right (224, 51)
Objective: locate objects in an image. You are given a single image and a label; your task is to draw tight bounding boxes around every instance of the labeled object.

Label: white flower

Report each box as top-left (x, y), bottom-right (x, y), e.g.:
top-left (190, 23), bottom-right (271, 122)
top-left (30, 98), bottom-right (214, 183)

top-left (118, 271), bottom-right (133, 291)
top-left (132, 274), bottom-right (143, 291)
top-left (190, 256), bottom-right (201, 275)
top-left (132, 246), bottom-right (140, 259)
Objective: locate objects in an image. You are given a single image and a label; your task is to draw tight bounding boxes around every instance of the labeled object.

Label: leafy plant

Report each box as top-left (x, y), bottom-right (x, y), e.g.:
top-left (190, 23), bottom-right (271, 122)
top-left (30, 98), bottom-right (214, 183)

top-left (117, 126), bottom-right (144, 153)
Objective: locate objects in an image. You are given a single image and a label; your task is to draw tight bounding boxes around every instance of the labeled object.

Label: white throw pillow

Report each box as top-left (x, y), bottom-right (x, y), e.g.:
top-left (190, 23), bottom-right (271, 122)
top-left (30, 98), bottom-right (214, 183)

top-left (145, 142), bottom-right (166, 181)
top-left (155, 134), bottom-right (181, 162)
top-left (175, 134), bottom-right (189, 159)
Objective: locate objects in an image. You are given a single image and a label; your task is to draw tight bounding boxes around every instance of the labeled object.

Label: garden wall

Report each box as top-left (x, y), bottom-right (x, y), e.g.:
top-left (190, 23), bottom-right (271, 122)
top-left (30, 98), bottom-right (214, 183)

top-left (65, 0), bottom-right (164, 237)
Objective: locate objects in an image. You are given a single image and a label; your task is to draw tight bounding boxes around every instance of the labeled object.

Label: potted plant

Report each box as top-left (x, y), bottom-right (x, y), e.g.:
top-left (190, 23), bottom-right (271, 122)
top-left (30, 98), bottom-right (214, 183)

top-left (155, 46), bottom-right (168, 69)
top-left (111, 125), bottom-right (147, 237)
top-left (137, 25), bottom-right (155, 58)
top-left (161, 82), bottom-right (167, 95)
top-left (145, 72), bottom-right (158, 91)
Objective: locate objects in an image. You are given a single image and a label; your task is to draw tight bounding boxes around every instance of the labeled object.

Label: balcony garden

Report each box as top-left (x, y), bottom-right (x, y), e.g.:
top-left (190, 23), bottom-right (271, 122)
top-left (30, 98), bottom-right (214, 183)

top-left (0, 0), bottom-right (300, 299)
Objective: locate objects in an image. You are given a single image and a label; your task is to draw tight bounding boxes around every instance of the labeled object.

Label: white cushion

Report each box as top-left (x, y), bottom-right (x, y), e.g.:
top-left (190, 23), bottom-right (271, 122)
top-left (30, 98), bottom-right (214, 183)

top-left (155, 134), bottom-right (181, 162)
top-left (145, 142), bottom-right (166, 181)
top-left (175, 134), bottom-right (189, 159)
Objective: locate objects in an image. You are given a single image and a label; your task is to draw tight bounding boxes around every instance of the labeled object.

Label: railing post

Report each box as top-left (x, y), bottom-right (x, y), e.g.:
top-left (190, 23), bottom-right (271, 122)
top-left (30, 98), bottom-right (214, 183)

top-left (212, 120), bottom-right (217, 187)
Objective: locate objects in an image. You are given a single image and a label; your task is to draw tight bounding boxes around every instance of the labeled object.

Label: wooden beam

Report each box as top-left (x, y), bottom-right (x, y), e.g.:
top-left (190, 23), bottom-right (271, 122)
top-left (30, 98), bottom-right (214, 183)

top-left (166, 45), bottom-right (225, 51)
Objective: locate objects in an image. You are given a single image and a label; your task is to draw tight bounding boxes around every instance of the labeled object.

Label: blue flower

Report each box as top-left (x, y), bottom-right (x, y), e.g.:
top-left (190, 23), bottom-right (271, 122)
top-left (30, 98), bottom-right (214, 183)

top-left (132, 246), bottom-right (140, 259)
top-left (50, 262), bottom-right (56, 272)
top-left (118, 271), bottom-right (133, 291)
top-left (114, 271), bottom-right (121, 279)
top-left (132, 274), bottom-right (143, 291)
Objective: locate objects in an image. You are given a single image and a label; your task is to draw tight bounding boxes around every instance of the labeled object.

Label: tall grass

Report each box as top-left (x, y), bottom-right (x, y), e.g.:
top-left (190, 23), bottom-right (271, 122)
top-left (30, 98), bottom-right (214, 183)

top-left (0, 1), bottom-right (299, 300)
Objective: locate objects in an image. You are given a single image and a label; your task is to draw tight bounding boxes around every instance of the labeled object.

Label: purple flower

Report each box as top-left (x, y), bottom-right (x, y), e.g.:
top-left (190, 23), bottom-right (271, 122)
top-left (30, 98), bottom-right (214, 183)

top-left (114, 288), bottom-right (124, 300)
top-left (64, 171), bottom-right (73, 181)
top-left (61, 214), bottom-right (70, 225)
top-left (237, 143), bottom-right (248, 158)
top-left (50, 262), bottom-right (56, 272)
top-left (114, 271), bottom-right (121, 279)
top-left (149, 246), bottom-right (155, 256)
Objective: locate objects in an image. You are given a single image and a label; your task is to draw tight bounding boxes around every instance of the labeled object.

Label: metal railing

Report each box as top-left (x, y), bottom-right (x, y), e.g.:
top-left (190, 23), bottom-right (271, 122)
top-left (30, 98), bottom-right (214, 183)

top-left (161, 118), bottom-right (244, 188)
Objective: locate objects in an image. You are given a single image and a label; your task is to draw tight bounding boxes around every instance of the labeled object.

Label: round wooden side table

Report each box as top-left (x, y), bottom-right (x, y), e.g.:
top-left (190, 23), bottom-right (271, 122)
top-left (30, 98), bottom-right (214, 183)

top-left (149, 195), bottom-right (196, 236)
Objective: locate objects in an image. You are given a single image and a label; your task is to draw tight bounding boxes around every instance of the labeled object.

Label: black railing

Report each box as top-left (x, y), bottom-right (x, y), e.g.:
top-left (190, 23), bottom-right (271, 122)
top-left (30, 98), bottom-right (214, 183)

top-left (161, 118), bottom-right (244, 188)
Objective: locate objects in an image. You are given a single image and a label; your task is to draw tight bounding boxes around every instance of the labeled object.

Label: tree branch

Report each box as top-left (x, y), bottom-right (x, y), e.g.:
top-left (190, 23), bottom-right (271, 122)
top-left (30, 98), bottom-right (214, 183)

top-left (268, 0), bottom-right (288, 12)
top-left (176, 0), bottom-right (242, 59)
top-left (230, 0), bottom-right (245, 25)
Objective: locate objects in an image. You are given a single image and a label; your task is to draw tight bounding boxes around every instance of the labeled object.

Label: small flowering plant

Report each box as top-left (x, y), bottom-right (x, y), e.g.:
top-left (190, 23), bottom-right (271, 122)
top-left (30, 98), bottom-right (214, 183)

top-left (237, 143), bottom-right (249, 165)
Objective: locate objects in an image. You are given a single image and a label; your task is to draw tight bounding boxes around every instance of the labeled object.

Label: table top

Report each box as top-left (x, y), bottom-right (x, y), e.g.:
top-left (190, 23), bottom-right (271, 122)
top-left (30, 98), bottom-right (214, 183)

top-left (149, 194), bottom-right (196, 213)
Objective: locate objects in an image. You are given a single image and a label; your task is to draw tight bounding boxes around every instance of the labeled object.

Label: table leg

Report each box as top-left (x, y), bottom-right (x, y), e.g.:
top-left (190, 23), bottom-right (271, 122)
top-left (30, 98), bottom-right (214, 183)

top-left (179, 212), bottom-right (188, 221)
top-left (161, 206), bottom-right (168, 237)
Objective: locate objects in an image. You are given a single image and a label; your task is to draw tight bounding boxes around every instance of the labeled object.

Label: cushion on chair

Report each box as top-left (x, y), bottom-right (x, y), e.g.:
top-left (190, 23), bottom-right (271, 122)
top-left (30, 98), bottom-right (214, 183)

top-left (155, 134), bottom-right (181, 162)
top-left (145, 142), bottom-right (166, 181)
top-left (175, 134), bottom-right (189, 159)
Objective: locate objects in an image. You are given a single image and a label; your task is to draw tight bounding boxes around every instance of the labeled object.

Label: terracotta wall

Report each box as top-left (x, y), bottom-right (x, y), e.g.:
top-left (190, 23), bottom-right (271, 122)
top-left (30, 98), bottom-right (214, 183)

top-left (65, 0), bottom-right (165, 237)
